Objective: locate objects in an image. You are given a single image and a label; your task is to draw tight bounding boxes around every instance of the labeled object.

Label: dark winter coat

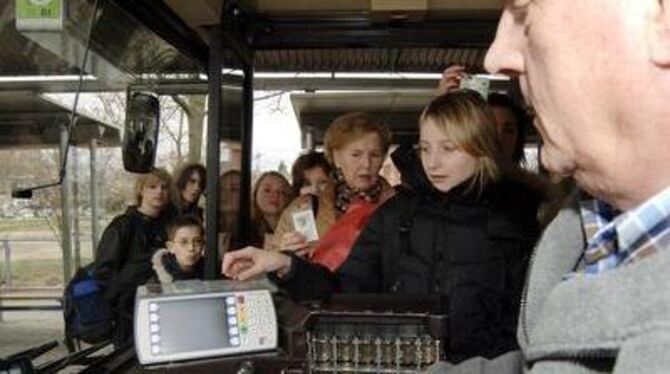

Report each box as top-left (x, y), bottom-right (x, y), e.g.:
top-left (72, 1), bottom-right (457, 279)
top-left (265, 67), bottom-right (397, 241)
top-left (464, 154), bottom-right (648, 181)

top-left (274, 145), bottom-right (541, 362)
top-left (179, 202), bottom-right (203, 220)
top-left (92, 206), bottom-right (173, 347)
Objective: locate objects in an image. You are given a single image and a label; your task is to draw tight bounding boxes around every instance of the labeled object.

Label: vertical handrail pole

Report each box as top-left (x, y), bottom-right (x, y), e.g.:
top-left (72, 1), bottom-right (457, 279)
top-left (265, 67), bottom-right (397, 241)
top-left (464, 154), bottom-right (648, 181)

top-left (3, 240), bottom-right (11, 288)
top-left (237, 65), bottom-right (254, 245)
top-left (59, 124), bottom-right (73, 284)
top-left (89, 139), bottom-right (100, 254)
top-left (204, 26), bottom-right (222, 280)
top-left (72, 148), bottom-right (81, 270)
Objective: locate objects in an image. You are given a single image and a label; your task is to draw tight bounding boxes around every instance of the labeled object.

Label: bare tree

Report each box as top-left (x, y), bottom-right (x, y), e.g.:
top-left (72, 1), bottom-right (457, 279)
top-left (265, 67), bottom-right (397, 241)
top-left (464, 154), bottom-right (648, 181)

top-left (172, 94), bottom-right (207, 164)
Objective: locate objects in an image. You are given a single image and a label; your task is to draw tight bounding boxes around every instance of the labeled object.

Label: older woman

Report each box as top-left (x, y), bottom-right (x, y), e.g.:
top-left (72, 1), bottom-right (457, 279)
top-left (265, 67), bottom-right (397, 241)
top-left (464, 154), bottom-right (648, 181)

top-left (92, 168), bottom-right (174, 347)
top-left (173, 162), bottom-right (206, 218)
top-left (272, 112), bottom-right (394, 266)
top-left (223, 91), bottom-right (543, 363)
top-left (250, 171), bottom-right (291, 247)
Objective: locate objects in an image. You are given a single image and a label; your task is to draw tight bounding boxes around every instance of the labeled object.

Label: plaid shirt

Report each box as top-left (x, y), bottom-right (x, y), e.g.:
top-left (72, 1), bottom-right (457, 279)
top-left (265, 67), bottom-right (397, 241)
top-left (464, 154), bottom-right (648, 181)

top-left (575, 186), bottom-right (670, 276)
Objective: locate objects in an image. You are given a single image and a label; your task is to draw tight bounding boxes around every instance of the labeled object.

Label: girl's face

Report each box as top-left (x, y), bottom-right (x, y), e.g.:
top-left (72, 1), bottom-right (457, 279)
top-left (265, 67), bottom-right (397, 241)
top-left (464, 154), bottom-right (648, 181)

top-left (182, 170), bottom-right (203, 204)
top-left (419, 118), bottom-right (478, 193)
top-left (255, 175), bottom-right (290, 216)
top-left (301, 166), bottom-right (331, 195)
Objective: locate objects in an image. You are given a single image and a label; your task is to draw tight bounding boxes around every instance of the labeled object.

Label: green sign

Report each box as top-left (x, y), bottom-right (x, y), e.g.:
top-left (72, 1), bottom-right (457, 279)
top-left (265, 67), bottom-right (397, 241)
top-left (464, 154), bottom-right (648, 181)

top-left (16, 0), bottom-right (64, 30)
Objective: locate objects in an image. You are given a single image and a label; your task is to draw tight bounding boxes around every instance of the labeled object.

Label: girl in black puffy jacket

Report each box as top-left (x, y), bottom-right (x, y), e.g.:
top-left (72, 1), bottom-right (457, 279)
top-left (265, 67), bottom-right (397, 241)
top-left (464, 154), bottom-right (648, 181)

top-left (222, 91), bottom-right (546, 363)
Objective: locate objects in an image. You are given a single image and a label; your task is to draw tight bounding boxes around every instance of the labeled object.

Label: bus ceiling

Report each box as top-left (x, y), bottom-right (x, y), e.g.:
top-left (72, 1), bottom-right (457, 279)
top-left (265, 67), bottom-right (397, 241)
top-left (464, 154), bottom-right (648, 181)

top-left (113, 0), bottom-right (501, 74)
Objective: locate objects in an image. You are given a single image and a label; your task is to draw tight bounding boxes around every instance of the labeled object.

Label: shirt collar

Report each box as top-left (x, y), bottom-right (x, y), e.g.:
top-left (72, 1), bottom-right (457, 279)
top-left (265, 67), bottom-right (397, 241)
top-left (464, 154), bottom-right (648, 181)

top-left (574, 186), bottom-right (670, 276)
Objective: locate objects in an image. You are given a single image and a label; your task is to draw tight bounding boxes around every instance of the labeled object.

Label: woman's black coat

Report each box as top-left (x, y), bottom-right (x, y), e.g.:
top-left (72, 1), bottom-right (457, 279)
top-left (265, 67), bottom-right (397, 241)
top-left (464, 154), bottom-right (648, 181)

top-left (275, 145), bottom-right (541, 362)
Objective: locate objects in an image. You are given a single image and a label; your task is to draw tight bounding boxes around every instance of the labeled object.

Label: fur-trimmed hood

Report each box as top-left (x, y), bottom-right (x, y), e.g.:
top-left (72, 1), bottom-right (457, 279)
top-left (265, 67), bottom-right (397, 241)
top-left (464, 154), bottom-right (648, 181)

top-left (151, 249), bottom-right (174, 284)
top-left (151, 248), bottom-right (203, 284)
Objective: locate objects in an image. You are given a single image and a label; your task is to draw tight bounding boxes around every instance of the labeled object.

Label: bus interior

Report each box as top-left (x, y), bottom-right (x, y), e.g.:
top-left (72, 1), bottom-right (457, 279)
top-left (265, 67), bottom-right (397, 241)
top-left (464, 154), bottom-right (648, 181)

top-left (0, 0), bottom-right (544, 372)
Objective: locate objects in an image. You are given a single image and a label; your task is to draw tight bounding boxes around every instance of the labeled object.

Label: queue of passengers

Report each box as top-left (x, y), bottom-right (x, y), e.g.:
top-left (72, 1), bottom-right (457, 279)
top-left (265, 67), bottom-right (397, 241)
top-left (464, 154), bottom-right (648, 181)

top-left (223, 90), bottom-right (550, 362)
top-left (91, 86), bottom-right (558, 363)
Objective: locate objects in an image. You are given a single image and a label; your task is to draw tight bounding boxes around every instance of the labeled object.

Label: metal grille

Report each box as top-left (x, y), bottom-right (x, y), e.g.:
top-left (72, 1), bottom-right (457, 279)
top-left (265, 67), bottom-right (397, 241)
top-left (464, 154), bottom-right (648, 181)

top-left (222, 47), bottom-right (487, 73)
top-left (306, 326), bottom-right (443, 373)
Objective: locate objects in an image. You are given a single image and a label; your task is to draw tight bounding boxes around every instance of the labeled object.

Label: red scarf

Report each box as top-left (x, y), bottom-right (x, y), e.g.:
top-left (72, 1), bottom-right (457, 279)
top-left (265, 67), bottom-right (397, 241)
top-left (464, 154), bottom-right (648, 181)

top-left (310, 199), bottom-right (380, 272)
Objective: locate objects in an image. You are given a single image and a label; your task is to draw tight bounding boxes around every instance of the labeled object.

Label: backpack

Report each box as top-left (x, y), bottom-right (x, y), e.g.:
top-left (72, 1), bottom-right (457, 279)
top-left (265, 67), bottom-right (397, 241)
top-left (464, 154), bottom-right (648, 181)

top-left (63, 264), bottom-right (112, 351)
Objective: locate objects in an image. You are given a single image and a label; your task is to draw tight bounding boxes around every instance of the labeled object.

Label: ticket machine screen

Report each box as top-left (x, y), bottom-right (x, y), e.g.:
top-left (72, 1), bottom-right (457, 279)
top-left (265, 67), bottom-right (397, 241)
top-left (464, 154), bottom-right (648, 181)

top-left (156, 296), bottom-right (239, 354)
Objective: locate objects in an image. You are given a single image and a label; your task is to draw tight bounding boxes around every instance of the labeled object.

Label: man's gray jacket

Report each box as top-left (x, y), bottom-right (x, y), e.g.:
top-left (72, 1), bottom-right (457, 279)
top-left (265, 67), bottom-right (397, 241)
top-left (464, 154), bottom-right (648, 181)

top-left (429, 193), bottom-right (670, 373)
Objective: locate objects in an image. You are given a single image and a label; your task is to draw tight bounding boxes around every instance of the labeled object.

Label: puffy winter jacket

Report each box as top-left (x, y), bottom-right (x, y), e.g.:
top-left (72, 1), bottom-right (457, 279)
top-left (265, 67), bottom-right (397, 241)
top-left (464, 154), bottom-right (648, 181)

top-left (275, 145), bottom-right (542, 362)
top-left (92, 206), bottom-right (173, 347)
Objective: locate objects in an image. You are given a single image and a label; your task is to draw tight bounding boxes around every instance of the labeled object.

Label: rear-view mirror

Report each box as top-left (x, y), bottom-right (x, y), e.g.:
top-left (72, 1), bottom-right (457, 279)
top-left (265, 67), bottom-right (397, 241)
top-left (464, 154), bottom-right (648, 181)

top-left (123, 92), bottom-right (159, 173)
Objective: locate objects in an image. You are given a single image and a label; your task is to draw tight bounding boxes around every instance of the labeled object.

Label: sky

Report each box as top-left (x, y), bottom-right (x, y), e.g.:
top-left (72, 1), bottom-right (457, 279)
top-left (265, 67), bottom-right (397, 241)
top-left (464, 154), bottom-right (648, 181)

top-left (252, 91), bottom-right (302, 171)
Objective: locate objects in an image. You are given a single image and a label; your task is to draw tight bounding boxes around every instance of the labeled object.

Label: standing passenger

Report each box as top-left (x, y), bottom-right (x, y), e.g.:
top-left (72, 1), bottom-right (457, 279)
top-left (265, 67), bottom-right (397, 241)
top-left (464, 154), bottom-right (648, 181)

top-left (218, 170), bottom-right (241, 255)
top-left (151, 215), bottom-right (205, 284)
top-left (250, 171), bottom-right (291, 248)
top-left (290, 151), bottom-right (333, 199)
top-left (438, 65), bottom-right (528, 164)
top-left (272, 112), bottom-right (395, 268)
top-left (92, 168), bottom-right (174, 347)
top-left (173, 162), bottom-right (206, 219)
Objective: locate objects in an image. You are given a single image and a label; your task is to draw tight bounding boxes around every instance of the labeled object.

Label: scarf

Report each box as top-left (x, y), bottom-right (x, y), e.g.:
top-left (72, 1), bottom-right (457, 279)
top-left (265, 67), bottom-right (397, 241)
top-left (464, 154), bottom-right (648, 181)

top-left (334, 168), bottom-right (384, 213)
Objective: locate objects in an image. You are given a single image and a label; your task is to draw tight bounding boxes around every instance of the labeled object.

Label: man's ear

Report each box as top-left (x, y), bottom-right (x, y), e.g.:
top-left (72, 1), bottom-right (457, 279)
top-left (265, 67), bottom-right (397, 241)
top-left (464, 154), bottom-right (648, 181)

top-left (649, 0), bottom-right (670, 66)
top-left (166, 241), bottom-right (175, 253)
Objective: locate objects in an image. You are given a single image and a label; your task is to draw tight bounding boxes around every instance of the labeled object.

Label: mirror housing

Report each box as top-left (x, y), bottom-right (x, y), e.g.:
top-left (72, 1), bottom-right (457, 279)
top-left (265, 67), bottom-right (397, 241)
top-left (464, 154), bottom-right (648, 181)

top-left (123, 92), bottom-right (160, 173)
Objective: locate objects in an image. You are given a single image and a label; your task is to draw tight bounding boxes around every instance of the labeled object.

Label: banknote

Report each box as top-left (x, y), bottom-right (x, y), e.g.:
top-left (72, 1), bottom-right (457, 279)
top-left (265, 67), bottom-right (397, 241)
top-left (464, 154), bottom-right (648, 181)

top-left (292, 208), bottom-right (319, 242)
top-left (459, 75), bottom-right (490, 99)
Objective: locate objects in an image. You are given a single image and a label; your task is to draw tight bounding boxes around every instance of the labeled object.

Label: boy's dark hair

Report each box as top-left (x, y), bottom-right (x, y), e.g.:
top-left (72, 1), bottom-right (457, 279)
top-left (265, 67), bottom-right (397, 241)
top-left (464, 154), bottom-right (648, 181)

top-left (167, 215), bottom-right (204, 241)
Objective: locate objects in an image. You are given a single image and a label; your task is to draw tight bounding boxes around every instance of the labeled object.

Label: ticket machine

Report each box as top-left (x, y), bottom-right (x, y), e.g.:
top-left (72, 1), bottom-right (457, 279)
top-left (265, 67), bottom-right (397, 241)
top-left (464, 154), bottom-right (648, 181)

top-left (134, 280), bottom-right (278, 365)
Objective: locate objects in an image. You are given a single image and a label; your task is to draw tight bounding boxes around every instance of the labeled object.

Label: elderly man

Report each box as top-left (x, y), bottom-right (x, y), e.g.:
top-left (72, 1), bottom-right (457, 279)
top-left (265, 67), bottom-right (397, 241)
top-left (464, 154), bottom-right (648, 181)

top-left (430, 1), bottom-right (670, 373)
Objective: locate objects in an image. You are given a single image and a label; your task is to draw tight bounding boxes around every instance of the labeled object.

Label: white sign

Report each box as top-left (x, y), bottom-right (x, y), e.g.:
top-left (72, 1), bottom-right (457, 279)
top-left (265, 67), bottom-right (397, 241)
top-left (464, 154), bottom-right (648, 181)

top-left (16, 0), bottom-right (64, 31)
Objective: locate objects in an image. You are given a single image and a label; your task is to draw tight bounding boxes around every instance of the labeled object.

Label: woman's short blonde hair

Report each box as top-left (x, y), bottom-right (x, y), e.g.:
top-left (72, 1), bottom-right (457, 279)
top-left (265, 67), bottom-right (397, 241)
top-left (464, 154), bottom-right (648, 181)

top-left (323, 112), bottom-right (391, 164)
top-left (419, 90), bottom-right (504, 193)
top-left (133, 167), bottom-right (173, 207)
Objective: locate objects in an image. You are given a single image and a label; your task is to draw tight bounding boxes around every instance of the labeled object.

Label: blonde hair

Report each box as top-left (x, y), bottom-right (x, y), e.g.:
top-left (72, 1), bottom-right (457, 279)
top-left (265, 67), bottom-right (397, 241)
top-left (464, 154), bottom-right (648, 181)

top-left (133, 168), bottom-right (174, 207)
top-left (323, 112), bottom-right (391, 164)
top-left (419, 91), bottom-right (504, 194)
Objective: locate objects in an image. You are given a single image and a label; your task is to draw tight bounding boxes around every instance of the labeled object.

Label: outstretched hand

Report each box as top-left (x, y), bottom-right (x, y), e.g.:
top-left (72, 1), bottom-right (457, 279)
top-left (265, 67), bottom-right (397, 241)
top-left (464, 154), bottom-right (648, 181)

top-left (437, 65), bottom-right (466, 95)
top-left (221, 246), bottom-right (292, 281)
